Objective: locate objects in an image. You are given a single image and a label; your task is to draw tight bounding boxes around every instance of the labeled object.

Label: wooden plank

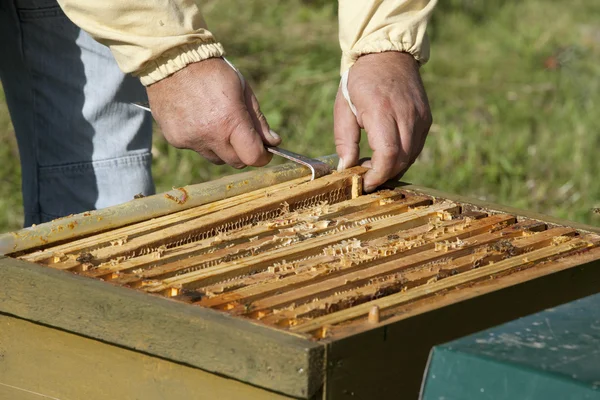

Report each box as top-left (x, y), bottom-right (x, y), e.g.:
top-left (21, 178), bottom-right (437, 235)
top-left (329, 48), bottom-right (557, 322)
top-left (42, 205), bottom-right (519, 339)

top-left (35, 167), bottom-right (358, 270)
top-left (54, 167), bottom-right (365, 269)
top-left (196, 215), bottom-right (496, 310)
top-left (44, 190), bottom-right (406, 276)
top-left (0, 384), bottom-right (46, 400)
top-left (1, 155), bottom-right (340, 256)
top-left (0, 382), bottom-right (51, 400)
top-left (321, 247), bottom-right (600, 399)
top-left (391, 227), bottom-right (577, 289)
top-left (291, 237), bottom-right (593, 334)
top-left (257, 227), bottom-right (576, 325)
top-left (113, 196), bottom-right (431, 286)
top-left (0, 314), bottom-right (291, 400)
top-left (148, 202), bottom-right (461, 293)
top-left (19, 175), bottom-right (317, 264)
top-left (0, 257), bottom-right (323, 399)
top-left (258, 219), bottom-right (539, 326)
top-left (371, 233), bottom-right (600, 326)
top-left (192, 210), bottom-right (488, 301)
top-left (226, 214), bottom-right (518, 317)
top-left (80, 189), bottom-right (406, 280)
top-left (396, 183), bottom-right (600, 235)
top-left (334, 245), bottom-right (600, 341)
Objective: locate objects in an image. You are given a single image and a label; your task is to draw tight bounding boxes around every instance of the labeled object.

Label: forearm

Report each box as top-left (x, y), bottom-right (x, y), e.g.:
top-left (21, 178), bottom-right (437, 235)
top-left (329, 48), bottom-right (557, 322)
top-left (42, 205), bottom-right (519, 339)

top-left (338, 0), bottom-right (437, 74)
top-left (57, 0), bottom-right (224, 85)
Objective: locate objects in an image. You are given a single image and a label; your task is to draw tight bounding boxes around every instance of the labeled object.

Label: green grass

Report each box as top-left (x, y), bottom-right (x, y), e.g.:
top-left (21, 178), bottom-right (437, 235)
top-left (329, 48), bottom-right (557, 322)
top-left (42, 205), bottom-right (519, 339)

top-left (0, 90), bottom-right (23, 230)
top-left (1, 0), bottom-right (599, 232)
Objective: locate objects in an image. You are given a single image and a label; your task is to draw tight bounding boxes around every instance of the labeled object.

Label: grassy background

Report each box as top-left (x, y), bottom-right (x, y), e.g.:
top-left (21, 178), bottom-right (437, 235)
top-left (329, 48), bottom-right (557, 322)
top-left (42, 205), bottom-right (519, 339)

top-left (1, 0), bottom-right (599, 232)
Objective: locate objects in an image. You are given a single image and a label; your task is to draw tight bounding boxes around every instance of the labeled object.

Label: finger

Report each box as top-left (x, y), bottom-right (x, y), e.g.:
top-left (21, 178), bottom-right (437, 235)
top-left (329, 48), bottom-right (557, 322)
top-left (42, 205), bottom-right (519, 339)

top-left (169, 131), bottom-right (240, 168)
top-left (396, 123), bottom-right (415, 175)
top-left (162, 129), bottom-right (229, 166)
top-left (360, 157), bottom-right (406, 185)
top-left (200, 149), bottom-right (226, 165)
top-left (244, 84), bottom-right (281, 147)
top-left (412, 132), bottom-right (427, 164)
top-left (210, 140), bottom-right (247, 169)
top-left (362, 113), bottom-right (406, 192)
top-left (229, 109), bottom-right (273, 167)
top-left (410, 116), bottom-right (432, 164)
top-left (359, 158), bottom-right (372, 169)
top-left (333, 87), bottom-right (361, 171)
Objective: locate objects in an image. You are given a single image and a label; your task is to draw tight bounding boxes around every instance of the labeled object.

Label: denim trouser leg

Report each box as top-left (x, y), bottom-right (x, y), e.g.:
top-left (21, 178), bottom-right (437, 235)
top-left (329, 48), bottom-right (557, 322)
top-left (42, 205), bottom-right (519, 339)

top-left (0, 0), bottom-right (155, 227)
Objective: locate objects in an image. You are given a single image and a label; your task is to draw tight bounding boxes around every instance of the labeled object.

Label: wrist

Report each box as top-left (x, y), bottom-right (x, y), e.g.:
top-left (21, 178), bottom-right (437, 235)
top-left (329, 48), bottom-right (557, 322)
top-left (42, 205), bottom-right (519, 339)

top-left (353, 51), bottom-right (419, 71)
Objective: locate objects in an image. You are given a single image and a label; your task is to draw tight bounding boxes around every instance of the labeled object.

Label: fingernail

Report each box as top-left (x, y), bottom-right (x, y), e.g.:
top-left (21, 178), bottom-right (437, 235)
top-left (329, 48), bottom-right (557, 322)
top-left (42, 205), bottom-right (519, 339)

top-left (337, 157), bottom-right (345, 172)
top-left (268, 129), bottom-right (281, 141)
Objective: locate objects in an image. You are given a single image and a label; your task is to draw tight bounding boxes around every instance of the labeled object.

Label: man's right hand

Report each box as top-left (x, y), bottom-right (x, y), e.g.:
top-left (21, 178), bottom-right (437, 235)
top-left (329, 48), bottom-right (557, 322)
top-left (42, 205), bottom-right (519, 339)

top-left (146, 58), bottom-right (281, 168)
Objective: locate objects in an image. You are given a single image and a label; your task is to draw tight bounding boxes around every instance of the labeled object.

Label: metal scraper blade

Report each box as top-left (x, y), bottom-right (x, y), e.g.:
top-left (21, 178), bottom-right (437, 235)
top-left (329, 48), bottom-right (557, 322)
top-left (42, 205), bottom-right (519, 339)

top-left (266, 147), bottom-right (331, 180)
top-left (131, 102), bottom-right (332, 180)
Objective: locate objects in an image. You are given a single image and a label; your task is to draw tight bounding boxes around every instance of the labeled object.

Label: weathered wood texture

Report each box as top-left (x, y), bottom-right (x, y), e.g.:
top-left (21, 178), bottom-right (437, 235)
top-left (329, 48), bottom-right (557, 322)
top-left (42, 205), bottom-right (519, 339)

top-left (293, 233), bottom-right (589, 335)
top-left (9, 170), bottom-right (600, 342)
top-left (0, 314), bottom-right (290, 400)
top-left (0, 257), bottom-right (323, 399)
top-left (18, 174), bottom-right (319, 264)
top-left (396, 183), bottom-right (600, 234)
top-left (0, 155), bottom-right (340, 255)
top-left (322, 247), bottom-right (600, 399)
top-left (4, 172), bottom-right (600, 399)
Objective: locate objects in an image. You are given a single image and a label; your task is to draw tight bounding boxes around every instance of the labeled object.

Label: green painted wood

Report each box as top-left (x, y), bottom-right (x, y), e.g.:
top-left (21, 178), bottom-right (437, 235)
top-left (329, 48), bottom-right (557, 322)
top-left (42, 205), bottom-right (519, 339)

top-left (0, 256), bottom-right (324, 399)
top-left (423, 349), bottom-right (600, 400)
top-left (422, 293), bottom-right (600, 400)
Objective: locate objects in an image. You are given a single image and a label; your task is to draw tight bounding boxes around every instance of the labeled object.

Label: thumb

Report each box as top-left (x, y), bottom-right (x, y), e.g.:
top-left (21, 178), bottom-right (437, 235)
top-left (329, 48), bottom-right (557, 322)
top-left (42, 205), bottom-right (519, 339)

top-left (333, 87), bottom-right (361, 171)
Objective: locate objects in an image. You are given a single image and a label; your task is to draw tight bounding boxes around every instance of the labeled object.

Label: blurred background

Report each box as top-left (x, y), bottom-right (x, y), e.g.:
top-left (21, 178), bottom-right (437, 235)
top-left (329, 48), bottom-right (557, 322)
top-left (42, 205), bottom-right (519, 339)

top-left (0, 0), bottom-right (598, 232)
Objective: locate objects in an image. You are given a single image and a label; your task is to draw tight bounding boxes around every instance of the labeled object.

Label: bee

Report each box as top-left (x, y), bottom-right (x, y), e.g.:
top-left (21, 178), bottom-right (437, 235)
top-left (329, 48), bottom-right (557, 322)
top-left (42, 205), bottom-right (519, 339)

top-left (243, 302), bottom-right (254, 313)
top-left (76, 252), bottom-right (94, 263)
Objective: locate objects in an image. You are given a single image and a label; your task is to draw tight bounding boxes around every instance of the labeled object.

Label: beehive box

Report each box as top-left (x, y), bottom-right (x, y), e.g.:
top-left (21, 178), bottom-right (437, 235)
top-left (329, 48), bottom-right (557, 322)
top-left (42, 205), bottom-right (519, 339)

top-left (1, 165), bottom-right (599, 399)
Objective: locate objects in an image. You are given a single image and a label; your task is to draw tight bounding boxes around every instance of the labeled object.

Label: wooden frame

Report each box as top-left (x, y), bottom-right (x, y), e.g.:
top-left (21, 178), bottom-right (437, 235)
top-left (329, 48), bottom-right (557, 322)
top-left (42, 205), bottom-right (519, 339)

top-left (1, 183), bottom-right (599, 399)
top-left (398, 183), bottom-right (600, 235)
top-left (0, 256), bottom-right (322, 398)
top-left (0, 314), bottom-right (290, 400)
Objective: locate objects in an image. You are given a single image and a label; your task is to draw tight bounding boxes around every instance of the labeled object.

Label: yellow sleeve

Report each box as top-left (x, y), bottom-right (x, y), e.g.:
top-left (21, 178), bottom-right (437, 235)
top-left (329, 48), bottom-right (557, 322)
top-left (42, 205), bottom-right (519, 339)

top-left (57, 0), bottom-right (225, 86)
top-left (338, 0), bottom-right (437, 74)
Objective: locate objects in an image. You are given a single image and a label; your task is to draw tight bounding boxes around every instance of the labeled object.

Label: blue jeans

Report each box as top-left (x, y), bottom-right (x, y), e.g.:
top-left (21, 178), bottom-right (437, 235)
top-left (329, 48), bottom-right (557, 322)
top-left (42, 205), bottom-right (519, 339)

top-left (0, 0), bottom-right (155, 227)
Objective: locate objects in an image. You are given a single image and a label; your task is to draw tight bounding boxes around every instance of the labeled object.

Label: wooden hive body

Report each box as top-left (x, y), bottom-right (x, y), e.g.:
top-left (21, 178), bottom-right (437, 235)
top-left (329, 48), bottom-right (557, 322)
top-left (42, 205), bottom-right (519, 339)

top-left (1, 166), bottom-right (599, 399)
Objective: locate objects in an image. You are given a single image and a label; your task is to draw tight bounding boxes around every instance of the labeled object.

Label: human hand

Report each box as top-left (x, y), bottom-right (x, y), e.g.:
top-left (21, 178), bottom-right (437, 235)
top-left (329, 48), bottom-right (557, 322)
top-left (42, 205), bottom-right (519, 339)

top-left (334, 51), bottom-right (432, 192)
top-left (146, 58), bottom-right (281, 168)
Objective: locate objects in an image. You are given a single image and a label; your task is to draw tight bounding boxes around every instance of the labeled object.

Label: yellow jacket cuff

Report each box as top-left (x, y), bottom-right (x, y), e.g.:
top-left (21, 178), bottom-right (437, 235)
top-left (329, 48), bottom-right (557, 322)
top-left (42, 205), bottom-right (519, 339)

top-left (137, 42), bottom-right (225, 86)
top-left (338, 0), bottom-right (437, 75)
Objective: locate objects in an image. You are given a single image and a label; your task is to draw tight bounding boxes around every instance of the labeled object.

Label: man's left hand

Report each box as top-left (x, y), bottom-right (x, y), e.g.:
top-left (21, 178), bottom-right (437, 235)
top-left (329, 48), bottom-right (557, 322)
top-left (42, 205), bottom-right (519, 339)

top-left (334, 51), bottom-right (432, 192)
